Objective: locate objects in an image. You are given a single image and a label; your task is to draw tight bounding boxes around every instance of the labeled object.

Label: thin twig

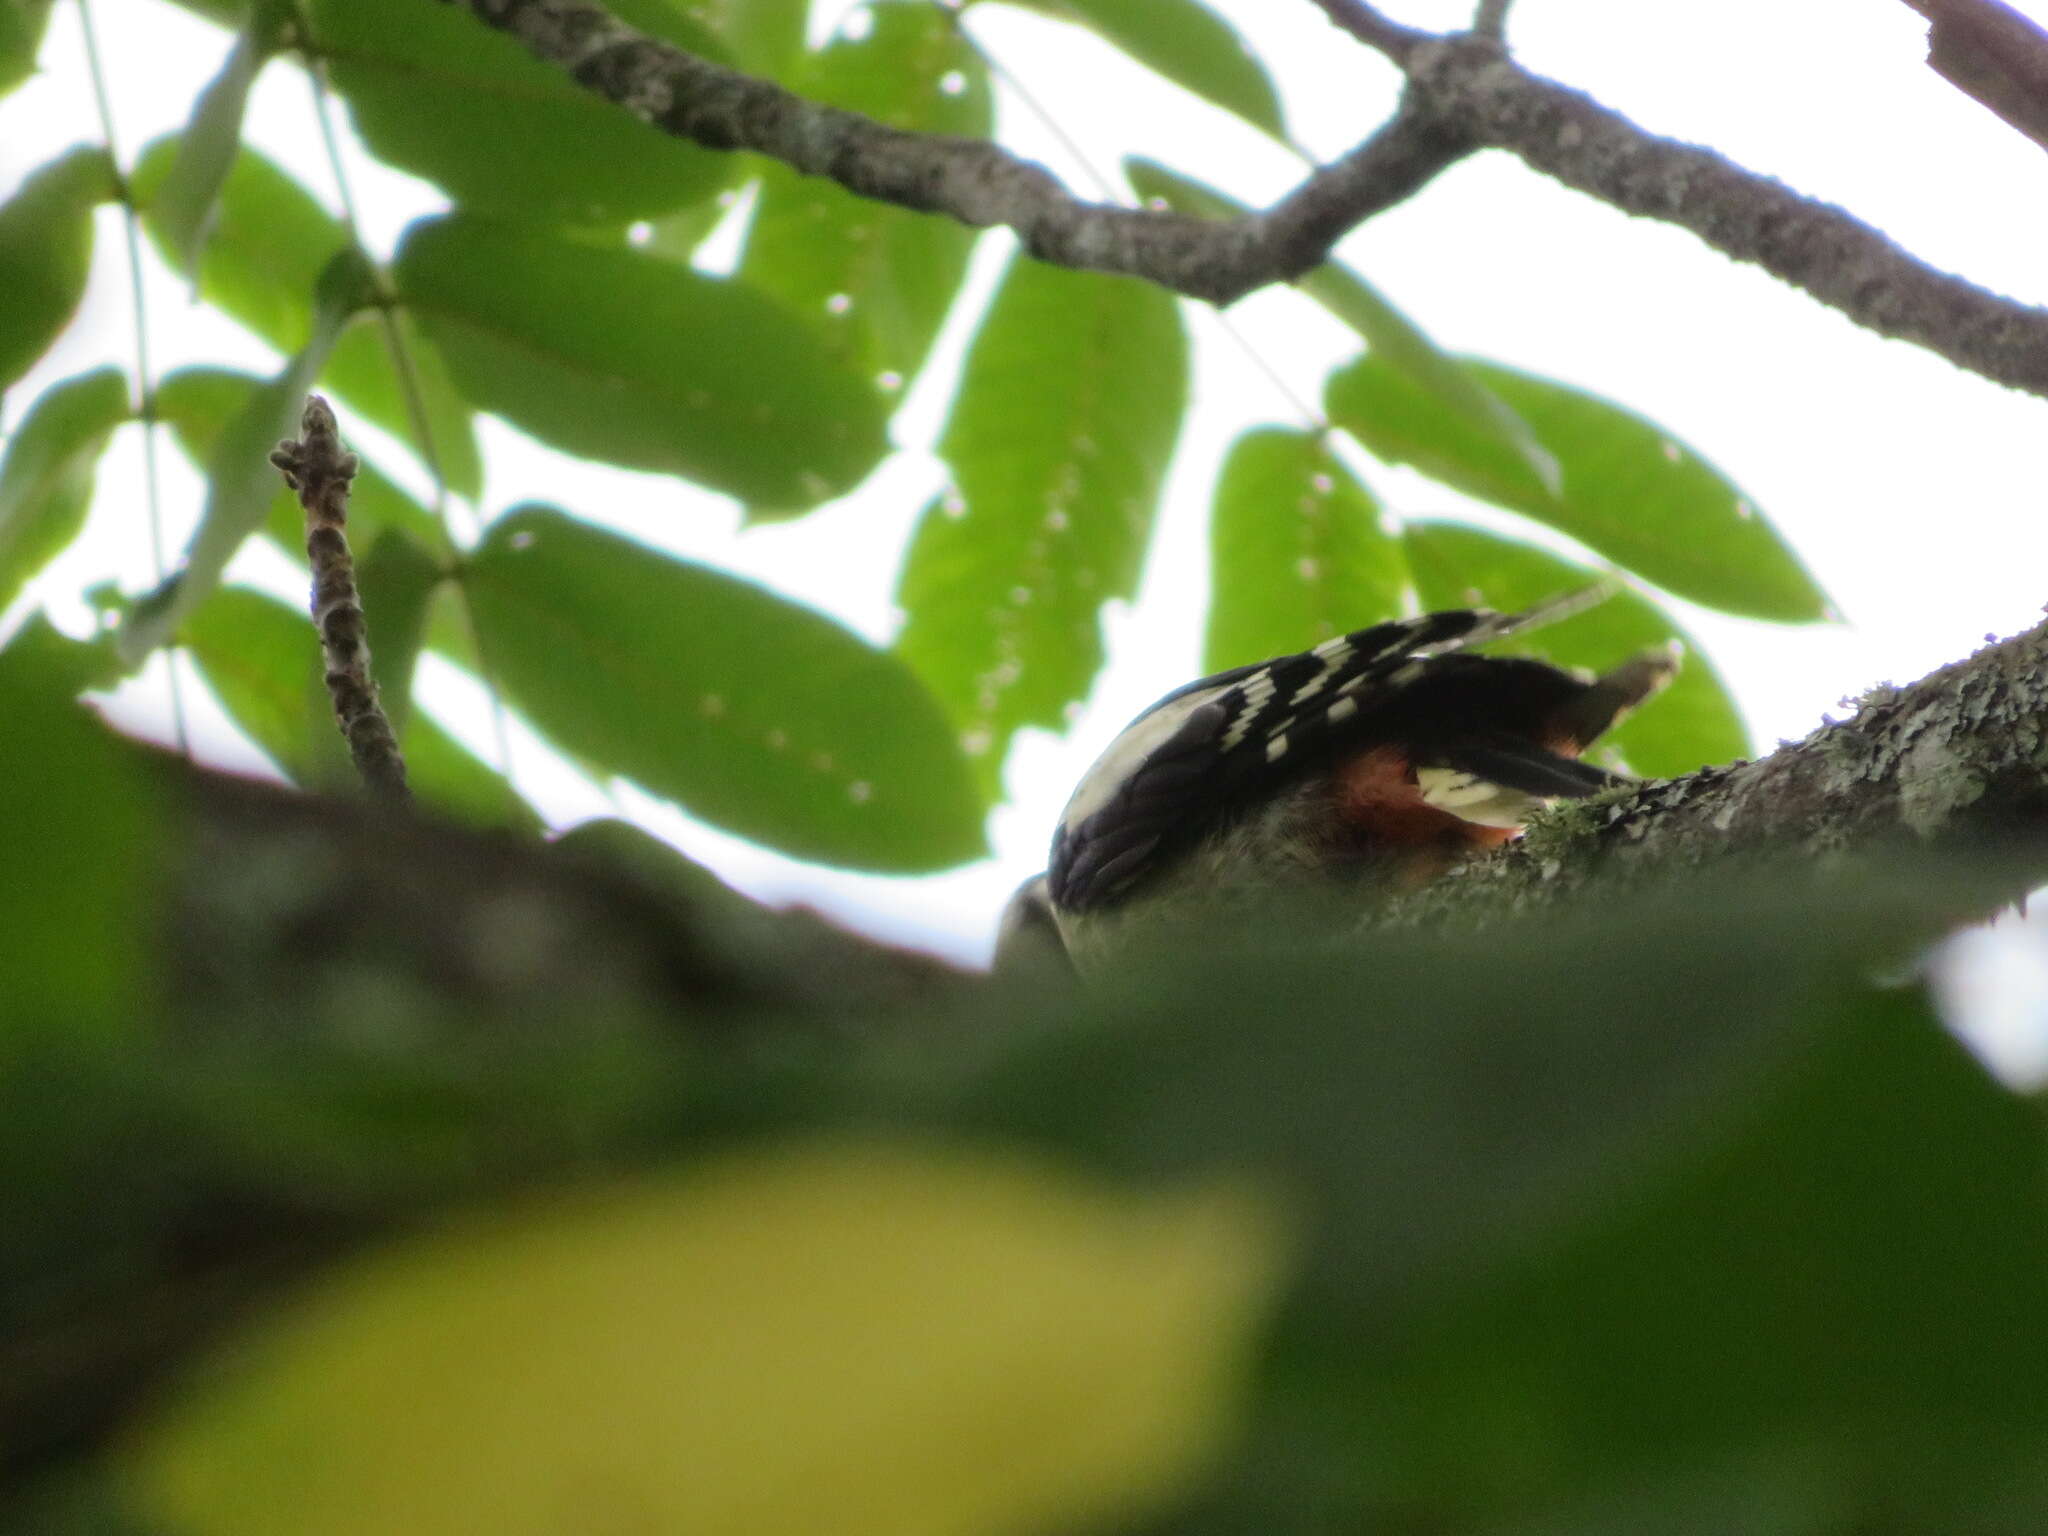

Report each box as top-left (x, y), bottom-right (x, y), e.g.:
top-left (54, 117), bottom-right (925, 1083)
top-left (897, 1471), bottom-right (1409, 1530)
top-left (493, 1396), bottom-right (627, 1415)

top-left (1306, 0), bottom-right (1430, 64)
top-left (1472, 0), bottom-right (1513, 42)
top-left (270, 397), bottom-right (411, 804)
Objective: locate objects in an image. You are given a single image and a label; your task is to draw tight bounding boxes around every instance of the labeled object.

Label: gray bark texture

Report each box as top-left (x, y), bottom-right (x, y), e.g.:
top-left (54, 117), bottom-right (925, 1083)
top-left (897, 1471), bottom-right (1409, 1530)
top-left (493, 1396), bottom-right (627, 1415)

top-left (437, 0), bottom-right (2048, 399)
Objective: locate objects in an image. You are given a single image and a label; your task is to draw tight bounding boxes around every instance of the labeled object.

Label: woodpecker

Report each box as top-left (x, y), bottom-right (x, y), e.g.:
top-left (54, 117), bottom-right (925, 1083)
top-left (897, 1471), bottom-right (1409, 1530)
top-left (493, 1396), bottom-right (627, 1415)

top-left (1001, 591), bottom-right (1677, 974)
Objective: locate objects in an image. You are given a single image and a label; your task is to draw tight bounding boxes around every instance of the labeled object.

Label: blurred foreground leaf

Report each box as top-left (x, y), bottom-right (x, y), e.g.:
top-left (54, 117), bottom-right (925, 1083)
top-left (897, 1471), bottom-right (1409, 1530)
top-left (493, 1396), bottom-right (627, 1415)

top-left (132, 1143), bottom-right (1284, 1536)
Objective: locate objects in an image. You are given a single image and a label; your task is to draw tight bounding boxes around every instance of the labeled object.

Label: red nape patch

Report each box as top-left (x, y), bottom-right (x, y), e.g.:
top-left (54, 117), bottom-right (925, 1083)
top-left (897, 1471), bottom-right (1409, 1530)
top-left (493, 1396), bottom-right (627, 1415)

top-left (1336, 746), bottom-right (1520, 852)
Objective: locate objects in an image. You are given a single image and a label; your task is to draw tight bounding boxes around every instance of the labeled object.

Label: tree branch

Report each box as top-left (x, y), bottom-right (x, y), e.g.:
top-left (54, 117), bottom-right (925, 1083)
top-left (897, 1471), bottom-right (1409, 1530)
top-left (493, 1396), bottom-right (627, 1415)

top-left (1900, 0), bottom-right (2048, 155)
top-left (1396, 31), bottom-right (2048, 397)
top-left (428, 0), bottom-right (1462, 302)
top-left (270, 397), bottom-right (410, 805)
top-left (433, 0), bottom-right (2048, 401)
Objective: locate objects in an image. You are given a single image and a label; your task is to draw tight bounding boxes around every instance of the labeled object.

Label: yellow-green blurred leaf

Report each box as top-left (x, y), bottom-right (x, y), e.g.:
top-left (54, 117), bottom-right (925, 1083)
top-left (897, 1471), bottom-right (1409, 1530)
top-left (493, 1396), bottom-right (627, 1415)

top-left (133, 1141), bottom-right (1287, 1536)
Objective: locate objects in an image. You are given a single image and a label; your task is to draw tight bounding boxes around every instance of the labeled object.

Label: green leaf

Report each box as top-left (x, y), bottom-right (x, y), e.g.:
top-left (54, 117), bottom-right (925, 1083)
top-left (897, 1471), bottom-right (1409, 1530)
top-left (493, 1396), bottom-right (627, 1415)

top-left (182, 579), bottom-right (533, 831)
top-left (132, 140), bottom-right (483, 500)
top-left (1126, 156), bottom-right (1560, 498)
top-left (1303, 268), bottom-right (1561, 494)
top-left (0, 146), bottom-right (115, 394)
top-left (183, 585), bottom-right (354, 789)
top-left (0, 611), bottom-right (123, 697)
top-left (1404, 519), bottom-right (1749, 776)
top-left (1327, 354), bottom-right (1830, 622)
top-left (679, 0), bottom-right (809, 76)
top-left (896, 255), bottom-right (1188, 794)
top-left (355, 527), bottom-right (443, 742)
top-left (405, 710), bottom-right (543, 834)
top-left (0, 0), bottom-right (53, 99)
top-left (322, 308), bottom-right (486, 505)
top-left (159, 0), bottom-right (249, 27)
top-left (1204, 427), bottom-right (1406, 673)
top-left (0, 369), bottom-right (129, 612)
top-left (1333, 983), bottom-right (2048, 1526)
top-left (119, 253), bottom-right (373, 665)
top-left (738, 2), bottom-right (990, 403)
top-left (397, 217), bottom-right (891, 507)
top-left (0, 649), bottom-right (158, 1038)
top-left (1006, 0), bottom-right (1286, 142)
top-left (131, 1146), bottom-right (1280, 1536)
top-left (463, 505), bottom-right (986, 871)
top-left (155, 366), bottom-right (444, 560)
top-left (146, 0), bottom-right (286, 274)
top-left (305, 0), bottom-right (731, 224)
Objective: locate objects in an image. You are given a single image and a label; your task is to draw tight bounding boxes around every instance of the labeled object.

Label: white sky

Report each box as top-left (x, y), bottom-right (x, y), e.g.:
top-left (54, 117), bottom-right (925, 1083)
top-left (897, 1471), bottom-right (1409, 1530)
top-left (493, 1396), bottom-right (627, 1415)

top-left (6, 0), bottom-right (2048, 1071)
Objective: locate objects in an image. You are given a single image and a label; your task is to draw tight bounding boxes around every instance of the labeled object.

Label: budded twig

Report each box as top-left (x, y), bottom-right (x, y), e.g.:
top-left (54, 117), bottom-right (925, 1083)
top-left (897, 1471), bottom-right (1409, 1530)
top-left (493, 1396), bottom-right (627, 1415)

top-left (269, 396), bottom-right (410, 805)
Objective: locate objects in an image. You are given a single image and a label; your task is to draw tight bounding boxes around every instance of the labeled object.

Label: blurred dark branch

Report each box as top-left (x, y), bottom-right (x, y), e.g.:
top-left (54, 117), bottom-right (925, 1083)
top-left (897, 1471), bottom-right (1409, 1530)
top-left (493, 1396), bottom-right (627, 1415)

top-left (1900, 0), bottom-right (2048, 153)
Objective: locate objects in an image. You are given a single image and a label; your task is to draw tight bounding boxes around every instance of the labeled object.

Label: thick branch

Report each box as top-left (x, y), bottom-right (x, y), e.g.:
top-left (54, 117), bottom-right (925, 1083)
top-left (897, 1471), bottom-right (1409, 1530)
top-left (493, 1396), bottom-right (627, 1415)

top-left (1384, 613), bottom-right (2048, 924)
top-left (430, 0), bottom-right (1462, 301)
top-left (434, 0), bottom-right (2048, 400)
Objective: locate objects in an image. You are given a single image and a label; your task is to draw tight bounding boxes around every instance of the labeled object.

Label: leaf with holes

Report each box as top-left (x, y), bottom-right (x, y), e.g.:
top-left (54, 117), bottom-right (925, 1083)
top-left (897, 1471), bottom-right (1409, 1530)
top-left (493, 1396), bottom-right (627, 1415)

top-left (1205, 428), bottom-right (1406, 673)
top-left (1405, 519), bottom-right (1748, 777)
top-left (896, 256), bottom-right (1187, 795)
top-left (464, 506), bottom-right (984, 870)
top-left (1009, 0), bottom-right (1285, 141)
top-left (305, 0), bottom-right (730, 224)
top-left (0, 369), bottom-right (129, 613)
top-left (133, 140), bottom-right (482, 500)
top-left (0, 146), bottom-right (114, 395)
top-left (1329, 355), bottom-right (1829, 622)
top-left (399, 217), bottom-right (891, 508)
top-left (738, 3), bottom-right (990, 408)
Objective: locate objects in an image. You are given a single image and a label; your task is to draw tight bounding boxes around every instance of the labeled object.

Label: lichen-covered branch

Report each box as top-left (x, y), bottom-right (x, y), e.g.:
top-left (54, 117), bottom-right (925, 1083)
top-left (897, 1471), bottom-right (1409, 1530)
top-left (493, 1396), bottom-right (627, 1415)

top-left (269, 397), bottom-right (410, 804)
top-left (1383, 614), bottom-right (2048, 926)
